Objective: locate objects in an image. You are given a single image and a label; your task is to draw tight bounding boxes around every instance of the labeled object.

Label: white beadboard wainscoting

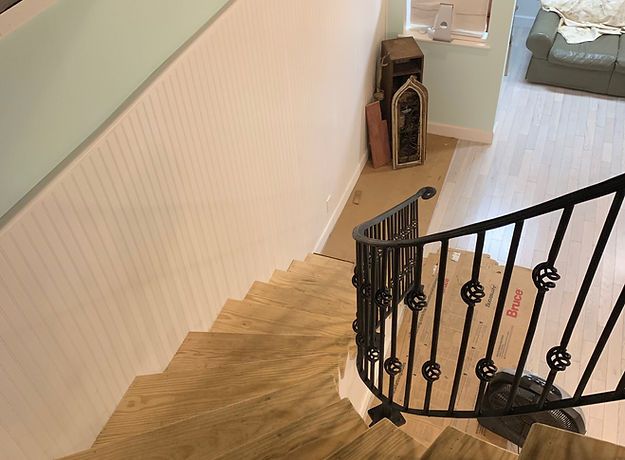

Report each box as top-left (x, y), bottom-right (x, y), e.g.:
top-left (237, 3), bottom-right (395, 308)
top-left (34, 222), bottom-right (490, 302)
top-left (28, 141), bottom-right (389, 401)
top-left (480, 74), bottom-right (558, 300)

top-left (0, 0), bottom-right (386, 457)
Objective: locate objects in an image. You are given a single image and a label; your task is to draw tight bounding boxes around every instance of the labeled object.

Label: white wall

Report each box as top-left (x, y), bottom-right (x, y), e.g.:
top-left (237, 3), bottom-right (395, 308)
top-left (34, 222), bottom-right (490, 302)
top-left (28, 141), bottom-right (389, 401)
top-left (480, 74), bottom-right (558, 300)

top-left (388, 0), bottom-right (516, 141)
top-left (0, 0), bottom-right (386, 457)
top-left (516, 0), bottom-right (541, 20)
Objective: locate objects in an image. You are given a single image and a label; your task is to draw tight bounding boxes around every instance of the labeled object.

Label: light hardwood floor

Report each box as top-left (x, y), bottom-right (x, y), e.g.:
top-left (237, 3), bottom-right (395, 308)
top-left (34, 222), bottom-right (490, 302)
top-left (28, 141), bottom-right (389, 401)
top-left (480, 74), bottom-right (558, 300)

top-left (427, 20), bottom-right (625, 445)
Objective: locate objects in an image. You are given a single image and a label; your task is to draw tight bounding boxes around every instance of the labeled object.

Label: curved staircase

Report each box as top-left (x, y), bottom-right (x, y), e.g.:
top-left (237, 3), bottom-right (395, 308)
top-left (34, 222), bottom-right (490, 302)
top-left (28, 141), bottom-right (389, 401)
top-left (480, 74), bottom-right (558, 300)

top-left (60, 253), bottom-right (623, 459)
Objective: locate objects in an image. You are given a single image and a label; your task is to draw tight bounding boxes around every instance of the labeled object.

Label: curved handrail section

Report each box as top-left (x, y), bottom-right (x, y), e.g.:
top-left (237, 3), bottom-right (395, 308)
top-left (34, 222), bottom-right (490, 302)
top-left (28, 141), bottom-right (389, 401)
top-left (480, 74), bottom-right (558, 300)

top-left (352, 171), bottom-right (625, 428)
top-left (354, 173), bottom-right (625, 247)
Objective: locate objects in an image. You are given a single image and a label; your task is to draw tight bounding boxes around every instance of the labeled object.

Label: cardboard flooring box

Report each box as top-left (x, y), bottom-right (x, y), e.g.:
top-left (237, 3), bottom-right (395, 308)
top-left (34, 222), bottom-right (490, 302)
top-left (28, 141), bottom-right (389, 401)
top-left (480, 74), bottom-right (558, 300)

top-left (387, 249), bottom-right (536, 450)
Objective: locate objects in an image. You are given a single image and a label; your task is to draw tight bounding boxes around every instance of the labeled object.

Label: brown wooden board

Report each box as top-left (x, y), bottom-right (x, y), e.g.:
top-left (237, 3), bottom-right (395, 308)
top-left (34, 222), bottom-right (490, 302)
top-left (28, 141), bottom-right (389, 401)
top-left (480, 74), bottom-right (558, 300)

top-left (365, 101), bottom-right (391, 168)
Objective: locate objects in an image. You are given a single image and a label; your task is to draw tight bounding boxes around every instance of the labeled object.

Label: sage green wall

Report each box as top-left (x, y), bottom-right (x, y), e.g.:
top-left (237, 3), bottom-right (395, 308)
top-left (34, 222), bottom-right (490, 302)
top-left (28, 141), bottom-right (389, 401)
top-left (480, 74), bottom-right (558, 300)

top-left (0, 0), bottom-right (230, 218)
top-left (387, 0), bottom-right (515, 137)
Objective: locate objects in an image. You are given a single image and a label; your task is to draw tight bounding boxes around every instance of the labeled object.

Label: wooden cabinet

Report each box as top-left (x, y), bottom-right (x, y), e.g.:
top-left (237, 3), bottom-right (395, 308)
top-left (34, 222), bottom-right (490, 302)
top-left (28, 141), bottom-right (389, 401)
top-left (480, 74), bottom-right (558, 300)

top-left (380, 37), bottom-right (424, 130)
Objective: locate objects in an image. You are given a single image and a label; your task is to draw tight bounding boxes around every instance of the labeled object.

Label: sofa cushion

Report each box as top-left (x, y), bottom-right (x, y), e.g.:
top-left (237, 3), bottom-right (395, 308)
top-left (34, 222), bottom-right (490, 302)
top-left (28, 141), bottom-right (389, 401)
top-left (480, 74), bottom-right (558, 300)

top-left (615, 36), bottom-right (625, 74)
top-left (548, 34), bottom-right (618, 71)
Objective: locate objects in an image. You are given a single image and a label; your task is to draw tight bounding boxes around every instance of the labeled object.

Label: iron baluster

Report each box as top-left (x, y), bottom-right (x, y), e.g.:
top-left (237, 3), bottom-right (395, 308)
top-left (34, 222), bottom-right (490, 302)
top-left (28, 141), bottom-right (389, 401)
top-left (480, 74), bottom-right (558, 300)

top-left (475, 221), bottom-right (524, 413)
top-left (505, 206), bottom-right (573, 411)
top-left (386, 247), bottom-right (402, 406)
top-left (423, 240), bottom-right (449, 413)
top-left (574, 285), bottom-right (625, 400)
top-left (403, 244), bottom-right (425, 409)
top-left (617, 371), bottom-right (625, 395)
top-left (448, 232), bottom-right (486, 413)
top-left (367, 245), bottom-right (377, 385)
top-left (351, 174), bottom-right (625, 425)
top-left (537, 190), bottom-right (625, 408)
top-left (377, 248), bottom-right (388, 392)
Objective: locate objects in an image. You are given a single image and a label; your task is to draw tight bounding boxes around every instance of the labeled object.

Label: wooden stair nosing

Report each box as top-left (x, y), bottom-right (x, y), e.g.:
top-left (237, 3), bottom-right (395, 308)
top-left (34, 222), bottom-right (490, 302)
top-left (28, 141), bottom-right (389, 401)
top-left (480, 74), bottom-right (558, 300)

top-left (215, 398), bottom-right (367, 460)
top-left (166, 331), bottom-right (351, 372)
top-left (210, 299), bottom-right (352, 338)
top-left (247, 280), bottom-right (354, 318)
top-left (325, 419), bottom-right (427, 460)
top-left (287, 260), bottom-right (354, 283)
top-left (269, 270), bottom-right (355, 302)
top-left (94, 355), bottom-right (342, 447)
top-left (287, 261), bottom-right (355, 288)
top-left (420, 426), bottom-right (518, 460)
top-left (62, 374), bottom-right (341, 460)
top-left (304, 254), bottom-right (355, 271)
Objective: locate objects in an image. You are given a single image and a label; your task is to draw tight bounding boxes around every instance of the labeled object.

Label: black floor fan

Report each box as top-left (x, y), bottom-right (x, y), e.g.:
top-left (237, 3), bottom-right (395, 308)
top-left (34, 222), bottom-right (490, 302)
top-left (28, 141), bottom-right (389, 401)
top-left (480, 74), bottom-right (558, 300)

top-left (478, 370), bottom-right (586, 447)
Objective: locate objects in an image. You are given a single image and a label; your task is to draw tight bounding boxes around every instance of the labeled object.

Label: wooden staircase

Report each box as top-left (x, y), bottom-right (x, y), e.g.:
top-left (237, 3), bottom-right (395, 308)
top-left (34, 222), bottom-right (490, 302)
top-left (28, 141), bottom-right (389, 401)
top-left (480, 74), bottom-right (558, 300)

top-left (60, 254), bottom-right (625, 459)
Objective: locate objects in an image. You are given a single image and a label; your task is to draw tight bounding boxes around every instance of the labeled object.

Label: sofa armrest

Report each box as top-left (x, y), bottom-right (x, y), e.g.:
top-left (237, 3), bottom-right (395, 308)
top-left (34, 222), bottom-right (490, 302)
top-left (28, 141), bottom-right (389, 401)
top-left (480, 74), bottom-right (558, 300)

top-left (526, 10), bottom-right (560, 59)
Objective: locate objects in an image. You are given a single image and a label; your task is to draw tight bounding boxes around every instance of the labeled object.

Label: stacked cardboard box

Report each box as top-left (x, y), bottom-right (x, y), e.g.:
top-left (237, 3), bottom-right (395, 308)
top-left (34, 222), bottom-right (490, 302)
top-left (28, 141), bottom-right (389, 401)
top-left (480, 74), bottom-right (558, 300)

top-left (391, 249), bottom-right (536, 450)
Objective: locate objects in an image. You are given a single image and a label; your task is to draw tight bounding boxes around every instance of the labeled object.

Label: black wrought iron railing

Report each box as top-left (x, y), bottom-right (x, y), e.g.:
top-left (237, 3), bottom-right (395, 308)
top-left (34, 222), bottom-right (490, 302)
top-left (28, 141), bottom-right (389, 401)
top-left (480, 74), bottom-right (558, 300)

top-left (352, 173), bottom-right (625, 426)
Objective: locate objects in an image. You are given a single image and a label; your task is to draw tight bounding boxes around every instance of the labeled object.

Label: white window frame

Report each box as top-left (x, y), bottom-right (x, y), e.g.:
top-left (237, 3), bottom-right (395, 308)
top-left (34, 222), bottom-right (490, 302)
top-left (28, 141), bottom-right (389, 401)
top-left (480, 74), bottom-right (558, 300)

top-left (403, 0), bottom-right (492, 48)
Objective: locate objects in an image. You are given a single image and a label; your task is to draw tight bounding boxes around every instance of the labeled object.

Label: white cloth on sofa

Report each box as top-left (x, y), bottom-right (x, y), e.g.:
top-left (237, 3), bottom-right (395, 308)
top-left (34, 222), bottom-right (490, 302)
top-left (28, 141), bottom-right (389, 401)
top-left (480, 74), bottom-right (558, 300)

top-left (541, 0), bottom-right (625, 43)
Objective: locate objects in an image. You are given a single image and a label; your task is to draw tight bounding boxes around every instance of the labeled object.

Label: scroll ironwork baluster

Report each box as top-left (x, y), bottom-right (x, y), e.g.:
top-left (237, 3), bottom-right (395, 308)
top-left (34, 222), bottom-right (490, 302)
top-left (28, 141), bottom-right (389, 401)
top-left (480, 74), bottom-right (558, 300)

top-left (505, 206), bottom-right (573, 411)
top-left (448, 232), bottom-right (486, 413)
top-left (403, 244), bottom-right (425, 409)
top-left (352, 176), bottom-right (625, 425)
top-left (377, 248), bottom-right (388, 392)
top-left (423, 240), bottom-right (449, 413)
top-left (386, 247), bottom-right (402, 407)
top-left (537, 190), bottom-right (624, 409)
top-left (475, 221), bottom-right (524, 413)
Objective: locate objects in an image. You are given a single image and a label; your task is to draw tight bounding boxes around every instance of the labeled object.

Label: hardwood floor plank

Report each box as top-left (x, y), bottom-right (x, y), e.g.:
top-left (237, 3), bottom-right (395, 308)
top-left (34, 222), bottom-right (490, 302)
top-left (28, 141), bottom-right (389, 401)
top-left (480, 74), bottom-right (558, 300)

top-left (423, 21), bottom-right (625, 444)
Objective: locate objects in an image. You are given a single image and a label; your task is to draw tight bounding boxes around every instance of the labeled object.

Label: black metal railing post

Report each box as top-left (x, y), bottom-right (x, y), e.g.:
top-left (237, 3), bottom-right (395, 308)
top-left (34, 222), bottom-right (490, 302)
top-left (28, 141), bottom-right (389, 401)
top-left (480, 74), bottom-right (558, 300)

top-left (352, 174), bottom-right (625, 424)
top-left (448, 232), bottom-right (486, 413)
top-left (475, 222), bottom-right (524, 413)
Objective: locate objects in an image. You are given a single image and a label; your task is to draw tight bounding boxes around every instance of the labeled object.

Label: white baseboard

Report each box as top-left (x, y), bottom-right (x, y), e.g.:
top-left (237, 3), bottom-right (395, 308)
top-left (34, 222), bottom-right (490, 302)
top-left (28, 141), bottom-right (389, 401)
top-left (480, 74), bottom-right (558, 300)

top-left (314, 152), bottom-right (368, 252)
top-left (428, 122), bottom-right (493, 144)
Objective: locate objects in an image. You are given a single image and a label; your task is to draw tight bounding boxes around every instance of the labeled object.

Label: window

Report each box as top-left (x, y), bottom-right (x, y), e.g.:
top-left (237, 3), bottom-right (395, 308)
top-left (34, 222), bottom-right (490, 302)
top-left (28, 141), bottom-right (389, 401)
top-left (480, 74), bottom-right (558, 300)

top-left (406, 0), bottom-right (492, 40)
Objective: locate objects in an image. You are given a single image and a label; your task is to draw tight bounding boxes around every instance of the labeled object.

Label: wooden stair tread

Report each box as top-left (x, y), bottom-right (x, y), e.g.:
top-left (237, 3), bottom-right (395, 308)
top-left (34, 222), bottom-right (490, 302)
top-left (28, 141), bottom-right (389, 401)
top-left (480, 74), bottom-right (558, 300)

top-left (247, 280), bottom-right (354, 318)
top-left (210, 299), bottom-right (351, 337)
top-left (326, 419), bottom-right (427, 459)
top-left (167, 332), bottom-right (351, 372)
top-left (215, 399), bottom-right (367, 460)
top-left (288, 259), bottom-right (353, 278)
top-left (62, 375), bottom-right (340, 459)
top-left (287, 260), bottom-right (355, 287)
top-left (269, 270), bottom-right (354, 301)
top-left (94, 355), bottom-right (341, 447)
top-left (305, 253), bottom-right (355, 272)
top-left (421, 427), bottom-right (518, 460)
top-left (519, 423), bottom-right (625, 460)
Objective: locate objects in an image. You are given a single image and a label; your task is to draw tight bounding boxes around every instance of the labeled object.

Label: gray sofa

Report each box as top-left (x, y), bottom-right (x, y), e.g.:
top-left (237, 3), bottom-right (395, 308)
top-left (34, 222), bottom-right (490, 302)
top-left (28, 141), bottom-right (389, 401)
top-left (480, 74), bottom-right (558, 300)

top-left (526, 10), bottom-right (625, 96)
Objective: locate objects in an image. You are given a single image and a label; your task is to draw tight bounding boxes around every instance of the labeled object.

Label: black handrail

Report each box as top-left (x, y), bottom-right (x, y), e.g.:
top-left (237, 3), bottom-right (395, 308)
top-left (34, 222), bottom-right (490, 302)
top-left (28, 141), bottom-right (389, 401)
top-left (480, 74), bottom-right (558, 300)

top-left (353, 173), bottom-right (625, 247)
top-left (352, 172), bottom-right (625, 427)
